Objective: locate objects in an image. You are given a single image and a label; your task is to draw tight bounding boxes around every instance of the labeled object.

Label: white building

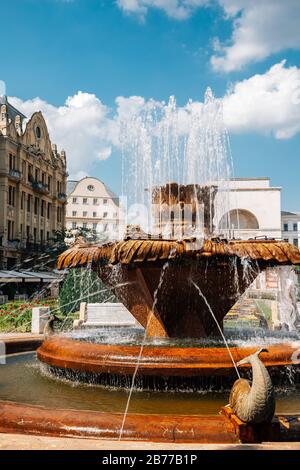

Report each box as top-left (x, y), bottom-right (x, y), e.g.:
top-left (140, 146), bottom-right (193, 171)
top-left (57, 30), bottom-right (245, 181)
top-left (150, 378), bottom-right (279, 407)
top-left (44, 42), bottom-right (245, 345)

top-left (281, 211), bottom-right (300, 248)
top-left (216, 178), bottom-right (282, 240)
top-left (66, 177), bottom-right (123, 240)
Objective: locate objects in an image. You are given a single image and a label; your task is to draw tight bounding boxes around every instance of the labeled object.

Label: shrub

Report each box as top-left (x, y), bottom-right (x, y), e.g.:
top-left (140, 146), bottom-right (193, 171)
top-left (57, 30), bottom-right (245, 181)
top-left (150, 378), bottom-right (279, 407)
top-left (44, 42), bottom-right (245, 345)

top-left (59, 268), bottom-right (117, 315)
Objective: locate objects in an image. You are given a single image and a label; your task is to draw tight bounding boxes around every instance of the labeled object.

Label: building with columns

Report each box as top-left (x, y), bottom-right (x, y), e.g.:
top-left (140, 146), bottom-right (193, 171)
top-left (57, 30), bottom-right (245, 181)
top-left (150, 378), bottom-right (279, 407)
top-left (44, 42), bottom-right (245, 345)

top-left (216, 177), bottom-right (282, 240)
top-left (0, 96), bottom-right (67, 269)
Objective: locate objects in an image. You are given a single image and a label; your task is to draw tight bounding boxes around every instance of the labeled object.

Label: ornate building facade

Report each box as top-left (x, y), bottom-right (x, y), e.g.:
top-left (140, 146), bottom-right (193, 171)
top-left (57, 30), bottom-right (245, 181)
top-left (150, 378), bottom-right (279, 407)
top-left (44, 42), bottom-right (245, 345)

top-left (66, 177), bottom-right (123, 241)
top-left (0, 96), bottom-right (67, 268)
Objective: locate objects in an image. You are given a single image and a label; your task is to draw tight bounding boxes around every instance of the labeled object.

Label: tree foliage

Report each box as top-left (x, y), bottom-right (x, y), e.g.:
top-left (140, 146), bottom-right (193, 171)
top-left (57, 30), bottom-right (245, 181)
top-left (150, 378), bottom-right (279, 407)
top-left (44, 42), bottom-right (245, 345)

top-left (59, 268), bottom-right (117, 315)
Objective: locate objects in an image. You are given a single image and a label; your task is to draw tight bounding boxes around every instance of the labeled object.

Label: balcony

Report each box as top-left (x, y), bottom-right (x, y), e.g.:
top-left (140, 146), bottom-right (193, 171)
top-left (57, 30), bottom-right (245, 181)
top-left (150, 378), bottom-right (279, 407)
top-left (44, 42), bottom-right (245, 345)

top-left (24, 242), bottom-right (44, 253)
top-left (58, 193), bottom-right (67, 201)
top-left (9, 169), bottom-right (22, 180)
top-left (2, 239), bottom-right (26, 250)
top-left (31, 181), bottom-right (49, 194)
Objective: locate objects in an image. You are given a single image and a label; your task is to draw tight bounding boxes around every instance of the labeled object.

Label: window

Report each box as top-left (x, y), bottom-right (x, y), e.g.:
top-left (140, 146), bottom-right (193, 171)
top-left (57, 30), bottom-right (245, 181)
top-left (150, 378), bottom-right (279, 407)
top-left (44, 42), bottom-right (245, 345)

top-left (47, 203), bottom-right (51, 219)
top-left (93, 212), bottom-right (97, 217)
top-left (26, 226), bottom-right (30, 240)
top-left (293, 239), bottom-right (299, 247)
top-left (40, 230), bottom-right (44, 244)
top-left (47, 232), bottom-right (50, 241)
top-left (113, 212), bottom-right (118, 218)
top-left (27, 195), bottom-right (31, 212)
top-left (103, 199), bottom-right (108, 205)
top-left (83, 223), bottom-right (87, 229)
top-left (72, 211), bottom-right (77, 217)
top-left (293, 223), bottom-right (298, 232)
top-left (284, 238), bottom-right (289, 242)
top-left (21, 192), bottom-right (25, 210)
top-left (22, 161), bottom-right (26, 178)
top-left (9, 154), bottom-right (16, 171)
top-left (87, 185), bottom-right (95, 191)
top-left (41, 200), bottom-right (45, 217)
top-left (83, 211), bottom-right (87, 217)
top-left (35, 126), bottom-right (41, 139)
top-left (103, 212), bottom-right (108, 218)
top-left (93, 198), bottom-right (98, 205)
top-left (28, 165), bottom-right (33, 183)
top-left (48, 176), bottom-right (52, 192)
top-left (57, 207), bottom-right (62, 223)
top-left (72, 222), bottom-right (77, 229)
top-left (34, 197), bottom-right (39, 215)
top-left (283, 223), bottom-right (288, 232)
top-left (35, 168), bottom-right (39, 181)
top-left (103, 223), bottom-right (108, 232)
top-left (83, 198), bottom-right (88, 205)
top-left (33, 228), bottom-right (37, 242)
top-left (7, 220), bottom-right (14, 241)
top-left (20, 224), bottom-right (23, 237)
top-left (93, 223), bottom-right (97, 231)
top-left (72, 197), bottom-right (77, 204)
top-left (8, 186), bottom-right (15, 206)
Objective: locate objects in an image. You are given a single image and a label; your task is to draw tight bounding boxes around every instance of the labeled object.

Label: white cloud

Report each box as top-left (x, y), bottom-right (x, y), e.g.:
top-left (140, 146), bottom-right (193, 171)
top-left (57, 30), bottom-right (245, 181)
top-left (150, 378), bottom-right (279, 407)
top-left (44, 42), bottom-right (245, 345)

top-left (223, 61), bottom-right (300, 139)
top-left (212, 0), bottom-right (300, 72)
top-left (10, 92), bottom-right (119, 179)
top-left (116, 0), bottom-right (209, 20)
top-left (117, 0), bottom-right (300, 72)
top-left (8, 61), bottom-right (300, 180)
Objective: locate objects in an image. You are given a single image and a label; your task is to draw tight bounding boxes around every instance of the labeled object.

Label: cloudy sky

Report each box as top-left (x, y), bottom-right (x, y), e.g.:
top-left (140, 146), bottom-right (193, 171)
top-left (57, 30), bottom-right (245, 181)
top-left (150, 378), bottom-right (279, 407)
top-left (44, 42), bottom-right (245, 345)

top-left (1, 0), bottom-right (300, 210)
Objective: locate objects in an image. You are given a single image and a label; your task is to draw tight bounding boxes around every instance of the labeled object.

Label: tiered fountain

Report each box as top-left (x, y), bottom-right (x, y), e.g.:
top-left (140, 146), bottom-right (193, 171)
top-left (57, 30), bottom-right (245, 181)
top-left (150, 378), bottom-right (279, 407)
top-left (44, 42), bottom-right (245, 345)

top-left (1, 89), bottom-right (300, 444)
top-left (39, 89), bottom-right (300, 383)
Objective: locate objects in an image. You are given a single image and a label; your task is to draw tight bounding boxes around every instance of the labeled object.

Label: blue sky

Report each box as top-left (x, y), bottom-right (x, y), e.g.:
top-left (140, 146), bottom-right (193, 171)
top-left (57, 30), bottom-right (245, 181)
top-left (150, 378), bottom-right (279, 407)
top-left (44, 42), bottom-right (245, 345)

top-left (1, 0), bottom-right (300, 210)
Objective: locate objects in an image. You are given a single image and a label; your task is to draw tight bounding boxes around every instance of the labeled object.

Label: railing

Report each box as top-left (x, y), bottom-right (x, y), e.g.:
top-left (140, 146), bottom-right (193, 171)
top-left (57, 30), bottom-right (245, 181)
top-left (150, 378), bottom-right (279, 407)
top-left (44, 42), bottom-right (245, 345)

top-left (25, 242), bottom-right (43, 252)
top-left (3, 239), bottom-right (26, 249)
top-left (9, 169), bottom-right (21, 179)
top-left (31, 181), bottom-right (49, 194)
top-left (58, 193), bottom-right (67, 201)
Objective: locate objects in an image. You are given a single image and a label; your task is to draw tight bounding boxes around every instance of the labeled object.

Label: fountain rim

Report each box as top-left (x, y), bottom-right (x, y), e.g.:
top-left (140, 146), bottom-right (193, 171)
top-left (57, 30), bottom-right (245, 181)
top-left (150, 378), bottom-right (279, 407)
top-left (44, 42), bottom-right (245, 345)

top-left (37, 336), bottom-right (300, 377)
top-left (57, 238), bottom-right (300, 270)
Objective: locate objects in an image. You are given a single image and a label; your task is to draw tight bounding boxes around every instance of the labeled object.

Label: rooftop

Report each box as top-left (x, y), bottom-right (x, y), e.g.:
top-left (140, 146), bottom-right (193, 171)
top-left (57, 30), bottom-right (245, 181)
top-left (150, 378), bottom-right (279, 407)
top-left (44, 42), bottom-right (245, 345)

top-left (0, 95), bottom-right (26, 122)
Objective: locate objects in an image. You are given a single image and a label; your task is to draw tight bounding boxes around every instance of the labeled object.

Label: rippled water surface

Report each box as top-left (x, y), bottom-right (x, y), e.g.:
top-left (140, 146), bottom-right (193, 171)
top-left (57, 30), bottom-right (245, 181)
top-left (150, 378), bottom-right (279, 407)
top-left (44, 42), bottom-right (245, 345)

top-left (1, 353), bottom-right (299, 416)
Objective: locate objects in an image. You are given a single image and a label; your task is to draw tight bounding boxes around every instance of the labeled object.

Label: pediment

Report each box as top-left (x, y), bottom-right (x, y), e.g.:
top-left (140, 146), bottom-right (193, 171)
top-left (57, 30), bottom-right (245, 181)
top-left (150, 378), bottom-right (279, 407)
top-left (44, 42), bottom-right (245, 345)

top-left (22, 112), bottom-right (53, 162)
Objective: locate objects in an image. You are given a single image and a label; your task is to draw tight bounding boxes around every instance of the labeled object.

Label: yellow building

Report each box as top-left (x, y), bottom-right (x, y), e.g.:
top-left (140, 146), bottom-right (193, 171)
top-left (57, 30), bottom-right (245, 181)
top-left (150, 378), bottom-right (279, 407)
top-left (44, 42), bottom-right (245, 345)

top-left (0, 96), bottom-right (67, 268)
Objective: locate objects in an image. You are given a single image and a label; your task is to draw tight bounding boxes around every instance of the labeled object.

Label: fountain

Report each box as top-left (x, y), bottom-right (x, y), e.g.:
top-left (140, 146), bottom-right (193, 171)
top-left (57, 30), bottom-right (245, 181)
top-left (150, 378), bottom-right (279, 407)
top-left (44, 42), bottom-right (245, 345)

top-left (2, 89), bottom-right (300, 444)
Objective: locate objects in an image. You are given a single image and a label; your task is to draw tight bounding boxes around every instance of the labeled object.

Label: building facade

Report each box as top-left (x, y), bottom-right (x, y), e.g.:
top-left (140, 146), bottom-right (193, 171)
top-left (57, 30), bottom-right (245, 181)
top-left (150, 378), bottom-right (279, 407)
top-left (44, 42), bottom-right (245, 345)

top-left (66, 177), bottom-right (123, 240)
top-left (281, 211), bottom-right (300, 247)
top-left (0, 96), bottom-right (67, 269)
top-left (216, 178), bottom-right (282, 240)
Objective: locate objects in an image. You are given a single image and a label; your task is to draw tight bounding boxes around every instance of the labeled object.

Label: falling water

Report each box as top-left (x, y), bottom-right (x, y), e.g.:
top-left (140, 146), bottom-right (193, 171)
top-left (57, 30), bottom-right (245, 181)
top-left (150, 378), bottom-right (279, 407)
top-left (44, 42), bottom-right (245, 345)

top-left (277, 266), bottom-right (300, 331)
top-left (192, 281), bottom-right (240, 379)
top-left (120, 88), bottom-right (233, 237)
top-left (118, 251), bottom-right (175, 440)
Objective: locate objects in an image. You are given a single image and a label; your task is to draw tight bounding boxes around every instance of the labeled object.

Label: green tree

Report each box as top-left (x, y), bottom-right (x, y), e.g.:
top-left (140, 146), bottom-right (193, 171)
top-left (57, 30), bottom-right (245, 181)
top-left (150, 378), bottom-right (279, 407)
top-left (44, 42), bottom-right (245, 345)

top-left (59, 268), bottom-right (117, 315)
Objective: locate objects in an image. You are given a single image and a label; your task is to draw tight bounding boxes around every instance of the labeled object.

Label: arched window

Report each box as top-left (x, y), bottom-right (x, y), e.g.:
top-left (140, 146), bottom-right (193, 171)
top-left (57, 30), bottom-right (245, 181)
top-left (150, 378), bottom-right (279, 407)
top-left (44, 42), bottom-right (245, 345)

top-left (219, 209), bottom-right (259, 230)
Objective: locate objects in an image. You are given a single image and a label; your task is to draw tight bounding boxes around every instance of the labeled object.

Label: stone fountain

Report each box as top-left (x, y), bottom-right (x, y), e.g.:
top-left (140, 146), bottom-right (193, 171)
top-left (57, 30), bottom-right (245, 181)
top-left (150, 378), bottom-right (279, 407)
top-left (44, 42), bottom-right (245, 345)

top-left (2, 88), bottom-right (300, 444)
top-left (38, 89), bottom-right (300, 384)
top-left (37, 182), bottom-right (300, 383)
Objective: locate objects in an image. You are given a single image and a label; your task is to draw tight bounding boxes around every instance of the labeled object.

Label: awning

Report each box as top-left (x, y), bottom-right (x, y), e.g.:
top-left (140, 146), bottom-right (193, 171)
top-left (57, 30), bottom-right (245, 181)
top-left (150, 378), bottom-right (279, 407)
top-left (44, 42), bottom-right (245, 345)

top-left (0, 270), bottom-right (61, 283)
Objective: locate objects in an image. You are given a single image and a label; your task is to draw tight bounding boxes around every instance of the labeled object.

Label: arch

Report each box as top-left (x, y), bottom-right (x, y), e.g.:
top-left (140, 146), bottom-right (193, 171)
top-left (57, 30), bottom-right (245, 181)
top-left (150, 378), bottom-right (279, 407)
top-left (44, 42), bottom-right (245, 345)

top-left (219, 209), bottom-right (259, 230)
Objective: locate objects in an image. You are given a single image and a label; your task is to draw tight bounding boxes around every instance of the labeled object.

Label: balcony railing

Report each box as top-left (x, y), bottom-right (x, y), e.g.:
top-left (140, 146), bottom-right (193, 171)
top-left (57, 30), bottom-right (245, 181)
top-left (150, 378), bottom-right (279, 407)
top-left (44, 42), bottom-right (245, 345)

top-left (9, 169), bottom-right (21, 180)
top-left (31, 181), bottom-right (49, 194)
top-left (58, 193), bottom-right (67, 201)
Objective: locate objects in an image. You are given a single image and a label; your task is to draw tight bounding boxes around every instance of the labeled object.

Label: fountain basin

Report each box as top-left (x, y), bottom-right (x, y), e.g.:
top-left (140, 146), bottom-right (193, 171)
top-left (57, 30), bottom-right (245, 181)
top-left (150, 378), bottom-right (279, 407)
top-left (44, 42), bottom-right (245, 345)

top-left (57, 238), bottom-right (300, 338)
top-left (37, 336), bottom-right (300, 384)
top-left (1, 353), bottom-right (299, 444)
